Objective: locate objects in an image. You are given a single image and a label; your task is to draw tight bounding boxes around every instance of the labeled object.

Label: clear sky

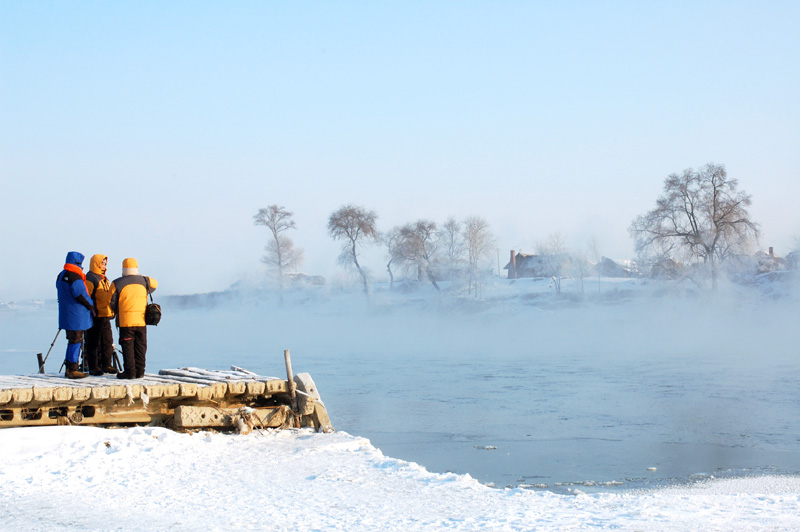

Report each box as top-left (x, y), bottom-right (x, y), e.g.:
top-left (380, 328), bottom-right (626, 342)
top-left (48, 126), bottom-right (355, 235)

top-left (1, 1), bottom-right (798, 300)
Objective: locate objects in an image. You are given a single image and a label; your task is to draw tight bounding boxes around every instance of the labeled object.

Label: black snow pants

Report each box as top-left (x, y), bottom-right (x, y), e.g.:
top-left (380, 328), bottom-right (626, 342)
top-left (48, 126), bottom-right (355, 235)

top-left (85, 317), bottom-right (114, 372)
top-left (118, 326), bottom-right (147, 378)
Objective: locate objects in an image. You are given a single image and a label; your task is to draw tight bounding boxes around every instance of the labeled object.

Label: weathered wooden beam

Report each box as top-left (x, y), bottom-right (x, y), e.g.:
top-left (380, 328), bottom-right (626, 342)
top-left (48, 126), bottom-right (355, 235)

top-left (312, 403), bottom-right (334, 434)
top-left (172, 405), bottom-right (289, 429)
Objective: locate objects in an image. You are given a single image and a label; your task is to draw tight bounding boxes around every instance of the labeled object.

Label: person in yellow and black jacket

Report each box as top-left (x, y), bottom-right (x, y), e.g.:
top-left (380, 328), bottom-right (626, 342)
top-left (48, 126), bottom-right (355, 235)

top-left (85, 254), bottom-right (117, 376)
top-left (110, 258), bottom-right (158, 379)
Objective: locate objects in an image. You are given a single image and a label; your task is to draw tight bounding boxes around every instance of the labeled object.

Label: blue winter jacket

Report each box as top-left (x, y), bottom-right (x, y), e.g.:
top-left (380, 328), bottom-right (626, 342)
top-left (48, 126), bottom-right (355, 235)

top-left (56, 251), bottom-right (94, 331)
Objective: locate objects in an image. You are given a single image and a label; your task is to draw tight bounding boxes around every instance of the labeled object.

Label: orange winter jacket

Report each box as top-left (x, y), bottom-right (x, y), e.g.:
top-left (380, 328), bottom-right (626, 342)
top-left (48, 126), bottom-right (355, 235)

top-left (110, 274), bottom-right (158, 328)
top-left (85, 254), bottom-right (116, 318)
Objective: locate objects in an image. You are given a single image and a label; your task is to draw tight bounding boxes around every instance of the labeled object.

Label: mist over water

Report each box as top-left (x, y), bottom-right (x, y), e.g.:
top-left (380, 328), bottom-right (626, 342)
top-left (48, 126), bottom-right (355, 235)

top-left (3, 277), bottom-right (799, 492)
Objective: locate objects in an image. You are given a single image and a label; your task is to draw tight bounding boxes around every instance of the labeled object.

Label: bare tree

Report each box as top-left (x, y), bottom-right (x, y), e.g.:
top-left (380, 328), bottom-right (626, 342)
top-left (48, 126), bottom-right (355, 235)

top-left (253, 205), bottom-right (304, 287)
top-left (629, 163), bottom-right (759, 290)
top-left (381, 227), bottom-right (402, 289)
top-left (395, 220), bottom-right (441, 291)
top-left (462, 215), bottom-right (495, 296)
top-left (567, 251), bottom-right (591, 295)
top-left (328, 204), bottom-right (379, 294)
top-left (439, 217), bottom-right (465, 266)
top-left (536, 232), bottom-right (569, 293)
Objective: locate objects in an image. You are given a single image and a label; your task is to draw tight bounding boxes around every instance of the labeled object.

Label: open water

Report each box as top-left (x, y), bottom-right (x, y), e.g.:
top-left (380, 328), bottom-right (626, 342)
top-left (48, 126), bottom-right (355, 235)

top-left (315, 347), bottom-right (800, 493)
top-left (3, 294), bottom-right (799, 493)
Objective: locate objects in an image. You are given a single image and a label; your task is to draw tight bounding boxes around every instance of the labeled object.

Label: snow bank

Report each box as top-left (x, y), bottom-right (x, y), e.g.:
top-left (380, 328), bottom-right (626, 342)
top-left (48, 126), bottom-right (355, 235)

top-left (1, 426), bottom-right (798, 531)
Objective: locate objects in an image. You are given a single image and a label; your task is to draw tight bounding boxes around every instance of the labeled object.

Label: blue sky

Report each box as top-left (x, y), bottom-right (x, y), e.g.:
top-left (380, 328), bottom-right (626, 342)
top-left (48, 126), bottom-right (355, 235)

top-left (1, 1), bottom-right (798, 300)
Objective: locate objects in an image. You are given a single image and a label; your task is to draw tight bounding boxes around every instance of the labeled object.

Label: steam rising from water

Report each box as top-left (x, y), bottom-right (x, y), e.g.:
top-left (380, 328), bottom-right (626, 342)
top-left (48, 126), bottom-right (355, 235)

top-left (2, 275), bottom-right (799, 489)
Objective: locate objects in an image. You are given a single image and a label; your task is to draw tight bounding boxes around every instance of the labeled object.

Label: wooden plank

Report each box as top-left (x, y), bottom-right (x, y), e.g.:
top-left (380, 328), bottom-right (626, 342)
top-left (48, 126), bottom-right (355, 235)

top-left (158, 369), bottom-right (250, 384)
top-left (158, 368), bottom-right (283, 384)
top-left (0, 406), bottom-right (165, 427)
top-left (0, 366), bottom-right (333, 432)
top-left (229, 365), bottom-right (258, 375)
top-left (164, 367), bottom-right (281, 380)
top-left (313, 403), bottom-right (334, 434)
top-left (295, 391), bottom-right (316, 416)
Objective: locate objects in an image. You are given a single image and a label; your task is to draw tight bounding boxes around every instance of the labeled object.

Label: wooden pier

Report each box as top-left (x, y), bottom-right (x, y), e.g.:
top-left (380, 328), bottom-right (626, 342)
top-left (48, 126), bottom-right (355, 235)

top-left (0, 367), bottom-right (333, 433)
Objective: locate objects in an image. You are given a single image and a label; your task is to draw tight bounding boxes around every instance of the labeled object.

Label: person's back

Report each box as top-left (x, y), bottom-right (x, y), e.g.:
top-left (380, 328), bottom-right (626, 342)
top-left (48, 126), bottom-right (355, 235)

top-left (110, 258), bottom-right (157, 379)
top-left (113, 275), bottom-right (153, 327)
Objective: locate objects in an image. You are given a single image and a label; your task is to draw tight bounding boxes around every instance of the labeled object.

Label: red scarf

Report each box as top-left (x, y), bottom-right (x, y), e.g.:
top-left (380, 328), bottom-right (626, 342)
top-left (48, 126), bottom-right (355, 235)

top-left (63, 263), bottom-right (89, 293)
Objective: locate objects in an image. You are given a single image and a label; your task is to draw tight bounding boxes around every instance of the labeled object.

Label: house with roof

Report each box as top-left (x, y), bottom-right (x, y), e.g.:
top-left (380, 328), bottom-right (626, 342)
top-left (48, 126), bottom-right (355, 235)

top-left (504, 250), bottom-right (570, 279)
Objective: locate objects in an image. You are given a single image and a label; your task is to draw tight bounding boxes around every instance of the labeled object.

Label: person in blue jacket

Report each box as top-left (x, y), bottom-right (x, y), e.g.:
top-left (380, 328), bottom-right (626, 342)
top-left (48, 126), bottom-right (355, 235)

top-left (56, 251), bottom-right (95, 379)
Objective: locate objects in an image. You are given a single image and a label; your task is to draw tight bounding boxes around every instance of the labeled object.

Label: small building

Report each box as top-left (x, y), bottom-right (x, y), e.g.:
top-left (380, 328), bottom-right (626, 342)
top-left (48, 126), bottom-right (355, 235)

top-left (649, 258), bottom-right (684, 280)
top-left (595, 257), bottom-right (634, 278)
top-left (754, 247), bottom-right (788, 274)
top-left (787, 250), bottom-right (800, 270)
top-left (504, 250), bottom-right (569, 279)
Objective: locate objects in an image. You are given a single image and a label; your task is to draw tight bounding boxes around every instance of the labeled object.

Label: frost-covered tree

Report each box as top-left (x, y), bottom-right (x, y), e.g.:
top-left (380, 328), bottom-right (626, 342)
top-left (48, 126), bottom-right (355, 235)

top-left (253, 205), bottom-right (304, 288)
top-left (328, 204), bottom-right (379, 295)
top-left (439, 217), bottom-right (465, 267)
top-left (381, 227), bottom-right (402, 289)
top-left (462, 215), bottom-right (495, 296)
top-left (395, 220), bottom-right (441, 291)
top-left (536, 232), bottom-right (569, 293)
top-left (629, 163), bottom-right (759, 290)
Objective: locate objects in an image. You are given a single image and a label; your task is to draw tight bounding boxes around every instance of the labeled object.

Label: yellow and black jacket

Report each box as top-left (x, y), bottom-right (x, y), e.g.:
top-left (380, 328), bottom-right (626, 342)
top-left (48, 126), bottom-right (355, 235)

top-left (110, 259), bottom-right (158, 328)
top-left (85, 254), bottom-right (115, 318)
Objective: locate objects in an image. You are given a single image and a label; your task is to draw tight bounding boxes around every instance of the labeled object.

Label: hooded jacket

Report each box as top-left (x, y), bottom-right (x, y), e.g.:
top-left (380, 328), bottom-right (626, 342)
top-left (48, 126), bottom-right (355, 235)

top-left (56, 251), bottom-right (94, 331)
top-left (85, 254), bottom-right (116, 318)
top-left (110, 258), bottom-right (158, 328)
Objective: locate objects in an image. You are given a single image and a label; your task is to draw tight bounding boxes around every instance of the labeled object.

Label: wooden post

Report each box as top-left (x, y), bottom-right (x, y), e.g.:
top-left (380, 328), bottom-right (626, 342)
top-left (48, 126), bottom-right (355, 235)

top-left (37, 353), bottom-right (45, 374)
top-left (284, 349), bottom-right (300, 427)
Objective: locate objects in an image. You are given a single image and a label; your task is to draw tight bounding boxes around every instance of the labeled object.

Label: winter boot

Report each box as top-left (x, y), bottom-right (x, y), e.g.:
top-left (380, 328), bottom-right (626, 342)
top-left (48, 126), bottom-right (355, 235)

top-left (65, 362), bottom-right (88, 379)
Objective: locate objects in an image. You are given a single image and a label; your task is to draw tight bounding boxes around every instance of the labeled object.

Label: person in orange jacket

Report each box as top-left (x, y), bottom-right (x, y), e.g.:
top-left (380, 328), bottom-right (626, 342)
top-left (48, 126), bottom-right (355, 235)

top-left (109, 258), bottom-right (158, 379)
top-left (85, 254), bottom-right (117, 376)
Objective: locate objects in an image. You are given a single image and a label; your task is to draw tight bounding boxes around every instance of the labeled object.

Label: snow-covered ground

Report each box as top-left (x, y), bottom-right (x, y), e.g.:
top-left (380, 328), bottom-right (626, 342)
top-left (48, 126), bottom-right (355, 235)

top-left (2, 274), bottom-right (800, 530)
top-left (1, 426), bottom-right (799, 531)
top-left (0, 427), bottom-right (800, 531)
